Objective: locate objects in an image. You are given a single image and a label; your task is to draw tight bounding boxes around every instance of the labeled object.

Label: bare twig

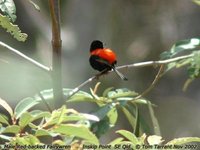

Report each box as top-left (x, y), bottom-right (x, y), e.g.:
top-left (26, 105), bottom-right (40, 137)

top-left (116, 54), bottom-right (193, 70)
top-left (0, 41), bottom-right (50, 72)
top-left (66, 54), bottom-right (193, 100)
top-left (66, 75), bottom-right (98, 99)
top-left (134, 65), bottom-right (164, 99)
top-left (65, 71), bottom-right (106, 99)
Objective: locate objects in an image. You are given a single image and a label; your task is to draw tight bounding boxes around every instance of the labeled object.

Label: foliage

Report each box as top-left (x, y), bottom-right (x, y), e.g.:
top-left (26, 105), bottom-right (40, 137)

top-left (0, 98), bottom-right (99, 147)
top-left (0, 83), bottom-right (200, 148)
top-left (0, 85), bottom-right (200, 149)
top-left (0, 0), bottom-right (16, 22)
top-left (160, 38), bottom-right (200, 90)
top-left (108, 130), bottom-right (200, 150)
top-left (192, 0), bottom-right (200, 6)
top-left (0, 0), bottom-right (27, 41)
top-left (67, 87), bottom-right (155, 137)
top-left (0, 87), bottom-right (155, 144)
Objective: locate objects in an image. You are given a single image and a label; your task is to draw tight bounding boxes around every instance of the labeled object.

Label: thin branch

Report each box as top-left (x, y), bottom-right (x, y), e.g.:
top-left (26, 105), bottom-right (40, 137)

top-left (134, 65), bottom-right (164, 100)
top-left (65, 72), bottom-right (105, 99)
top-left (66, 75), bottom-right (97, 99)
top-left (0, 41), bottom-right (50, 72)
top-left (116, 54), bottom-right (193, 70)
top-left (66, 53), bottom-right (193, 100)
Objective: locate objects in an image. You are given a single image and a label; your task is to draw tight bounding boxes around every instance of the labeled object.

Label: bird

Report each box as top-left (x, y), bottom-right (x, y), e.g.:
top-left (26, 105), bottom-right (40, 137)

top-left (89, 40), bottom-right (128, 80)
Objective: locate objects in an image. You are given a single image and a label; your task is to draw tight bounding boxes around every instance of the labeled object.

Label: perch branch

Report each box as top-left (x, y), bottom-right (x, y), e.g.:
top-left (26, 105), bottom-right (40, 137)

top-left (66, 72), bottom-right (105, 99)
top-left (116, 54), bottom-right (193, 70)
top-left (0, 41), bottom-right (50, 72)
top-left (66, 53), bottom-right (194, 100)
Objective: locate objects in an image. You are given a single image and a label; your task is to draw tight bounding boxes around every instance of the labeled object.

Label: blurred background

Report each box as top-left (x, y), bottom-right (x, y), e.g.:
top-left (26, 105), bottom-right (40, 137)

top-left (0, 0), bottom-right (200, 142)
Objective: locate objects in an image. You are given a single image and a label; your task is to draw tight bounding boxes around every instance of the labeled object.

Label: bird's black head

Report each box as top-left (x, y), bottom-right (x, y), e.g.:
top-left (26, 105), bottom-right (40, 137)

top-left (90, 40), bottom-right (104, 52)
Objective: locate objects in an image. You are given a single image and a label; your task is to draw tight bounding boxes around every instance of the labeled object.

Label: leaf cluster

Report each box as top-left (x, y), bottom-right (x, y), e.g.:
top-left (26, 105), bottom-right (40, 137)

top-left (0, 85), bottom-right (200, 149)
top-left (160, 38), bottom-right (200, 90)
top-left (0, 97), bottom-right (99, 147)
top-left (0, 0), bottom-right (28, 41)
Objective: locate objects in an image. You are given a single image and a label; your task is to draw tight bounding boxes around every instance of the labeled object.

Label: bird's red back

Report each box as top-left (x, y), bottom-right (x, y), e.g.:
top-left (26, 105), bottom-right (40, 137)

top-left (90, 48), bottom-right (117, 65)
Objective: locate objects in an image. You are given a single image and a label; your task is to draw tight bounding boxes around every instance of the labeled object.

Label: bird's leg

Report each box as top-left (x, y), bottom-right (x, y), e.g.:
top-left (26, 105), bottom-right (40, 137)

top-left (95, 69), bottom-right (109, 79)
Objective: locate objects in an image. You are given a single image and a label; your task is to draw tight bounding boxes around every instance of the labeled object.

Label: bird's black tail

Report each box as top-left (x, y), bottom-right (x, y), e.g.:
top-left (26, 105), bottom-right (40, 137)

top-left (113, 67), bottom-right (128, 81)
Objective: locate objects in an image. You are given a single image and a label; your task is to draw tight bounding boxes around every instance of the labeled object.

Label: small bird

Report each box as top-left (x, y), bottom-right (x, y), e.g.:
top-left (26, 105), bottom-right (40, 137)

top-left (89, 40), bottom-right (128, 80)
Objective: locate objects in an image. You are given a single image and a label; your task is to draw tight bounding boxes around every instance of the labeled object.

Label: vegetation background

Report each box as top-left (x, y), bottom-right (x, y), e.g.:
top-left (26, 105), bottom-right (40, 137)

top-left (0, 0), bottom-right (200, 143)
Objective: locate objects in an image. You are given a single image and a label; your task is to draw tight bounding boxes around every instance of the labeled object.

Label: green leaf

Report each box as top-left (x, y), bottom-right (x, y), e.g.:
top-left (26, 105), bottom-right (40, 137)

top-left (109, 137), bottom-right (124, 145)
top-left (191, 51), bottom-right (200, 66)
top-left (166, 137), bottom-right (200, 145)
top-left (14, 97), bottom-right (40, 119)
top-left (81, 113), bottom-right (99, 122)
top-left (53, 124), bottom-right (99, 144)
top-left (2, 125), bottom-right (20, 134)
top-left (27, 111), bottom-right (50, 129)
top-left (19, 112), bottom-right (33, 128)
top-left (0, 14), bottom-right (28, 41)
top-left (134, 106), bottom-right (140, 137)
top-left (121, 107), bottom-right (136, 131)
top-left (0, 97), bottom-right (13, 117)
top-left (132, 99), bottom-right (157, 106)
top-left (92, 103), bottom-right (115, 120)
top-left (126, 103), bottom-right (151, 135)
top-left (35, 129), bottom-right (51, 137)
top-left (45, 108), bottom-right (99, 128)
top-left (116, 130), bottom-right (138, 144)
top-left (57, 105), bottom-right (67, 125)
top-left (43, 107), bottom-right (78, 127)
top-left (107, 88), bottom-right (138, 99)
top-left (58, 114), bottom-right (94, 123)
top-left (66, 90), bottom-right (94, 103)
top-left (0, 134), bottom-right (12, 141)
top-left (103, 87), bottom-right (114, 97)
top-left (186, 51), bottom-right (200, 79)
top-left (107, 107), bottom-right (118, 126)
top-left (0, 0), bottom-right (16, 22)
top-left (192, 0), bottom-right (200, 6)
top-left (164, 62), bottom-right (177, 73)
top-left (28, 123), bottom-right (38, 129)
top-left (176, 57), bottom-right (193, 68)
top-left (187, 67), bottom-right (199, 78)
top-left (0, 114), bottom-right (9, 125)
top-left (160, 38), bottom-right (200, 59)
top-left (29, 110), bottom-right (51, 121)
top-left (44, 107), bottom-right (67, 127)
top-left (91, 117), bottom-right (110, 138)
top-left (147, 101), bottom-right (161, 136)
top-left (136, 114), bottom-right (152, 135)
top-left (34, 89), bottom-right (54, 101)
top-left (10, 135), bottom-right (40, 145)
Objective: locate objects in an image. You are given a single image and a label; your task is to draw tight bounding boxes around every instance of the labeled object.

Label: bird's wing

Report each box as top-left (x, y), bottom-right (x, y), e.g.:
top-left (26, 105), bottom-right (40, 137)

top-left (95, 57), bottom-right (112, 67)
top-left (96, 57), bottom-right (128, 80)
